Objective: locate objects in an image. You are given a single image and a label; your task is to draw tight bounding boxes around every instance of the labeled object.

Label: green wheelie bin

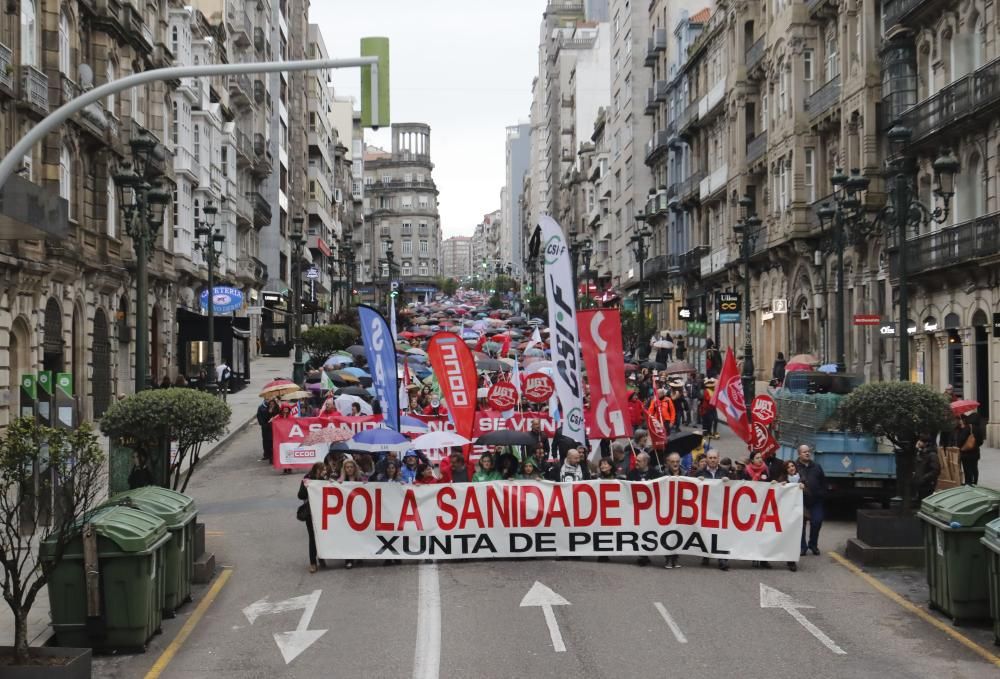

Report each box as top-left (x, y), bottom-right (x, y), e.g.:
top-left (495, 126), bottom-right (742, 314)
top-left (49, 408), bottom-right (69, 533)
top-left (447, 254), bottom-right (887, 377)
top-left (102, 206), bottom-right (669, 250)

top-left (107, 487), bottom-right (197, 616)
top-left (41, 505), bottom-right (170, 652)
top-left (981, 517), bottom-right (1000, 645)
top-left (918, 486), bottom-right (1000, 625)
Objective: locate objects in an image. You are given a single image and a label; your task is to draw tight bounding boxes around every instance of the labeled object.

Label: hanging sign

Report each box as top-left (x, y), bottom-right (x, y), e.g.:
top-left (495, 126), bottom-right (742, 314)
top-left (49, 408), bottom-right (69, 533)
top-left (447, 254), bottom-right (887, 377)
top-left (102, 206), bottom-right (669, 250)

top-left (199, 286), bottom-right (245, 314)
top-left (717, 293), bottom-right (741, 324)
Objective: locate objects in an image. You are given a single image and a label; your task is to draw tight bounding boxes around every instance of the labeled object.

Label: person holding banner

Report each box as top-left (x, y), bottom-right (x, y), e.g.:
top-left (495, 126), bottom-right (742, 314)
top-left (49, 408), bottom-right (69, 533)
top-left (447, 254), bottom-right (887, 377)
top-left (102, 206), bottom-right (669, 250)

top-left (298, 462), bottom-right (329, 574)
top-left (472, 454), bottom-right (502, 482)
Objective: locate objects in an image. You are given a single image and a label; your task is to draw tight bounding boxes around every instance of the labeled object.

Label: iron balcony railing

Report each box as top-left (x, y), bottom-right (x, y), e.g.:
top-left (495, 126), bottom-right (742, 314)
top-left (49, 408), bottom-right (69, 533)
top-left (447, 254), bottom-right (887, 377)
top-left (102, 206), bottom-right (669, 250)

top-left (746, 131), bottom-right (767, 164)
top-left (679, 171), bottom-right (705, 200)
top-left (896, 56), bottom-right (1000, 145)
top-left (644, 254), bottom-right (671, 278)
top-left (807, 0), bottom-right (831, 16)
top-left (746, 36), bottom-right (765, 72)
top-left (680, 245), bottom-right (709, 274)
top-left (0, 42), bottom-right (13, 94)
top-left (644, 38), bottom-right (658, 67)
top-left (882, 0), bottom-right (929, 29)
top-left (804, 74), bottom-right (840, 118)
top-left (644, 87), bottom-right (657, 115)
top-left (677, 100), bottom-right (699, 133)
top-left (252, 192), bottom-right (272, 225)
top-left (644, 129), bottom-right (671, 165)
top-left (19, 64), bottom-right (48, 113)
top-left (888, 212), bottom-right (1000, 277)
top-left (654, 80), bottom-right (669, 102)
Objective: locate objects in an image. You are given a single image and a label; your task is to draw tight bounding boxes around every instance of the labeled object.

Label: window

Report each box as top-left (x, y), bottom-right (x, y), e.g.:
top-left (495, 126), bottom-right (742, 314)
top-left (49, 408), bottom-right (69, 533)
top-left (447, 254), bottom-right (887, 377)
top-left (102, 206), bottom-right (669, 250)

top-left (402, 239), bottom-right (412, 255)
top-left (418, 195), bottom-right (429, 208)
top-left (193, 124), bottom-right (200, 163)
top-left (381, 239), bottom-right (391, 253)
top-left (58, 13), bottom-right (70, 75)
top-left (779, 160), bottom-right (789, 210)
top-left (419, 239), bottom-right (428, 255)
top-left (59, 144), bottom-right (72, 218)
top-left (107, 176), bottom-right (116, 237)
top-left (381, 174), bottom-right (392, 184)
top-left (401, 195), bottom-right (413, 208)
top-left (761, 93), bottom-right (768, 131)
top-left (402, 264), bottom-right (413, 277)
top-left (419, 265), bottom-right (429, 277)
top-left (401, 221), bottom-right (412, 234)
top-left (779, 67), bottom-right (788, 114)
top-left (364, 176), bottom-right (375, 186)
top-left (21, 0), bottom-right (36, 67)
top-left (106, 61), bottom-right (116, 115)
top-left (803, 50), bottom-right (815, 95)
top-left (826, 30), bottom-right (839, 80)
top-left (404, 173), bottom-right (412, 183)
top-left (171, 26), bottom-right (178, 57)
top-left (416, 174), bottom-right (424, 183)
top-left (222, 146), bottom-right (229, 178)
top-left (419, 222), bottom-right (428, 234)
top-left (804, 148), bottom-right (815, 202)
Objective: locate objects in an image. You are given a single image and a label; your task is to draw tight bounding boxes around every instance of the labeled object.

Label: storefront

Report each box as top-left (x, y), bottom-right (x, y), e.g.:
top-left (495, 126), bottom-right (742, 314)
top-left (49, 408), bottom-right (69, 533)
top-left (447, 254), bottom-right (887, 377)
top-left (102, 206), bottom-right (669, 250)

top-left (176, 308), bottom-right (251, 390)
top-left (261, 291), bottom-right (292, 357)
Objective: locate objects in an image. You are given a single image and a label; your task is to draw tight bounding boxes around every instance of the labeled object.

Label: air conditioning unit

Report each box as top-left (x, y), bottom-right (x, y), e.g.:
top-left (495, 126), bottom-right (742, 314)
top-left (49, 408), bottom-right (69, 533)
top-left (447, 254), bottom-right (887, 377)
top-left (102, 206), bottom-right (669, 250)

top-left (334, 188), bottom-right (342, 204)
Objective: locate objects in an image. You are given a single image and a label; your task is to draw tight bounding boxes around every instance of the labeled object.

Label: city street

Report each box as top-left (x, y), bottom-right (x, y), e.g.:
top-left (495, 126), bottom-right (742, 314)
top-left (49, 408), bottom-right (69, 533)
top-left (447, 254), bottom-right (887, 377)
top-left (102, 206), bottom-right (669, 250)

top-left (92, 426), bottom-right (1000, 679)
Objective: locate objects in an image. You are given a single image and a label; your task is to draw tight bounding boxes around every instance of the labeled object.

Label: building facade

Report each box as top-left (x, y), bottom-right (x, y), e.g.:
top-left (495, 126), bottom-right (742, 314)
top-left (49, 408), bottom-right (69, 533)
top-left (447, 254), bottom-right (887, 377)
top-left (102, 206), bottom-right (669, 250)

top-left (441, 236), bottom-right (473, 280)
top-left (501, 123), bottom-right (531, 279)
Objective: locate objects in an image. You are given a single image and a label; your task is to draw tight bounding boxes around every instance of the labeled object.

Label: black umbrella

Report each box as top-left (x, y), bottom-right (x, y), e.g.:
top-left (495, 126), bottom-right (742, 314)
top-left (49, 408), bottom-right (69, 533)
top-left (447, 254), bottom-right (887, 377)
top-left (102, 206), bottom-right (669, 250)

top-left (346, 345), bottom-right (368, 356)
top-left (640, 360), bottom-right (666, 370)
top-left (476, 358), bottom-right (503, 372)
top-left (336, 386), bottom-right (371, 397)
top-left (475, 431), bottom-right (539, 447)
top-left (665, 432), bottom-right (703, 456)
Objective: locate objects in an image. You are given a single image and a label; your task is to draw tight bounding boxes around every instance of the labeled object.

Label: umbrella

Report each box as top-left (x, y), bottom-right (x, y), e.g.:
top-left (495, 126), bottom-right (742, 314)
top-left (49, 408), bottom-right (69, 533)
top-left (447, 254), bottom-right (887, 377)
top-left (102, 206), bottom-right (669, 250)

top-left (475, 430), bottom-right (539, 447)
top-left (333, 371), bottom-right (360, 384)
top-left (351, 428), bottom-right (412, 453)
top-left (341, 367), bottom-right (370, 377)
top-left (816, 364), bottom-right (838, 373)
top-left (324, 354), bottom-right (353, 367)
top-left (303, 426), bottom-right (355, 445)
top-left (950, 399), bottom-right (980, 415)
top-left (337, 386), bottom-right (371, 397)
top-left (406, 347), bottom-right (428, 357)
top-left (280, 390), bottom-right (312, 401)
top-left (788, 354), bottom-right (819, 366)
top-left (640, 360), bottom-right (666, 370)
top-left (346, 345), bottom-right (367, 356)
top-left (400, 415), bottom-right (430, 434)
top-left (665, 432), bottom-right (703, 456)
top-left (334, 394), bottom-right (373, 416)
top-left (652, 340), bottom-right (674, 349)
top-left (307, 382), bottom-right (331, 393)
top-left (410, 431), bottom-right (472, 450)
top-left (624, 363), bottom-right (639, 371)
top-left (476, 358), bottom-right (504, 372)
top-left (785, 362), bottom-right (813, 373)
top-left (665, 361), bottom-right (696, 374)
top-left (259, 379), bottom-right (297, 398)
top-left (399, 331), bottom-right (418, 339)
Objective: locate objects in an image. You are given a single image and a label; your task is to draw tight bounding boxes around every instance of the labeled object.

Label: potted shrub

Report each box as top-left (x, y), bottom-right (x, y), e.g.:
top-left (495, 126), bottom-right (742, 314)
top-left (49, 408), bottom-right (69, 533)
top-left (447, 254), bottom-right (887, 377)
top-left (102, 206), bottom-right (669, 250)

top-left (839, 381), bottom-right (954, 565)
top-left (0, 418), bottom-right (104, 677)
top-left (100, 388), bottom-right (231, 493)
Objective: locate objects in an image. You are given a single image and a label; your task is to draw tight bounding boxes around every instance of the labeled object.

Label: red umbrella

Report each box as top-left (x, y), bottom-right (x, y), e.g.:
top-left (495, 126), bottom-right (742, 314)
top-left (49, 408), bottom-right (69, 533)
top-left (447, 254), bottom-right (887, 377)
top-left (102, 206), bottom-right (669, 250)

top-left (399, 331), bottom-right (418, 339)
top-left (950, 399), bottom-right (980, 415)
top-left (304, 426), bottom-right (356, 445)
top-left (785, 362), bottom-right (813, 373)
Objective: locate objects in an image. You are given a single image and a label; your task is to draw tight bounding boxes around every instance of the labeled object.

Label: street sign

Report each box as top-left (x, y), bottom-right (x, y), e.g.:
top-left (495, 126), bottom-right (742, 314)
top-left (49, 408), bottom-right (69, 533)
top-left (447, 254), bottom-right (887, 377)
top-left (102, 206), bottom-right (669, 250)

top-left (391, 280), bottom-right (399, 291)
top-left (879, 323), bottom-right (898, 337)
top-left (853, 314), bottom-right (881, 326)
top-left (677, 307), bottom-right (693, 320)
top-left (717, 292), bottom-right (740, 324)
top-left (305, 267), bottom-right (320, 280)
top-left (772, 298), bottom-right (788, 314)
top-left (644, 297), bottom-right (665, 304)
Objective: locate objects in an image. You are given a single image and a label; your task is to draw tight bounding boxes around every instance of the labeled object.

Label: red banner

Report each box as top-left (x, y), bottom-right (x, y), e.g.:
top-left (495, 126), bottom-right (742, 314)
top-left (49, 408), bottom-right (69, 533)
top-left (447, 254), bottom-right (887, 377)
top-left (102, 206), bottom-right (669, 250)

top-left (645, 398), bottom-right (667, 450)
top-left (578, 309), bottom-right (632, 439)
top-left (427, 332), bottom-right (479, 441)
top-left (710, 347), bottom-right (751, 445)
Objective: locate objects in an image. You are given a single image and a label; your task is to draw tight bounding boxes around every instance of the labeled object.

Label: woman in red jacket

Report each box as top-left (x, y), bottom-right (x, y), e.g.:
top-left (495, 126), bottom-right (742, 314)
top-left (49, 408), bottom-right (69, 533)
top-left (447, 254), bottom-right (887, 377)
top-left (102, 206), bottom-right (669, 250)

top-left (627, 391), bottom-right (645, 429)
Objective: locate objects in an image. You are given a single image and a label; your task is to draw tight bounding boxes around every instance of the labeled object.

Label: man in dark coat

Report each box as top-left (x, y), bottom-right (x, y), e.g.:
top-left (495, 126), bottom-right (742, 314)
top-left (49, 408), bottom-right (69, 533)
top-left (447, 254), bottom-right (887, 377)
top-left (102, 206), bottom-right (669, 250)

top-left (796, 444), bottom-right (826, 556)
top-left (914, 435), bottom-right (941, 500)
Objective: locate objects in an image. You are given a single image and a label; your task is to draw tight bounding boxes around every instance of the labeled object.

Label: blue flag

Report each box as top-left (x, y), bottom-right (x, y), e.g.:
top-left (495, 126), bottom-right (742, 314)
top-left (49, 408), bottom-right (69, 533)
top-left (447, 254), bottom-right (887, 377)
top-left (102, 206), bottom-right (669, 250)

top-left (358, 304), bottom-right (400, 432)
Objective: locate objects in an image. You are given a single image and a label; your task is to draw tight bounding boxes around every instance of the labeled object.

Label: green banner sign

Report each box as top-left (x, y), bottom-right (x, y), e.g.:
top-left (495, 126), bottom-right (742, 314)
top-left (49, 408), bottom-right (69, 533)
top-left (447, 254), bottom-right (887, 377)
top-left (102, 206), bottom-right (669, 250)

top-left (37, 371), bottom-right (53, 396)
top-left (360, 37), bottom-right (390, 129)
top-left (20, 374), bottom-right (36, 400)
top-left (56, 372), bottom-right (73, 397)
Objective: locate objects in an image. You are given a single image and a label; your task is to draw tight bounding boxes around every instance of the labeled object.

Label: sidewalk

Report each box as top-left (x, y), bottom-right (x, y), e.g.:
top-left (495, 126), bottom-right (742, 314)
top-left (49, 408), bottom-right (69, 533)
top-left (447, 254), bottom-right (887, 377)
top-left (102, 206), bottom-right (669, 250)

top-left (0, 354), bottom-right (293, 649)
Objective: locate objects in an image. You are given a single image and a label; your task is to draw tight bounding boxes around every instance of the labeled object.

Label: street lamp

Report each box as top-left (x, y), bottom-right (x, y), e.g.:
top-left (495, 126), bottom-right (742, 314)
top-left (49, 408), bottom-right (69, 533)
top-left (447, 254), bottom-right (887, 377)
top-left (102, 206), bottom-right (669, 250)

top-left (194, 202), bottom-right (223, 390)
top-left (733, 195), bottom-right (762, 435)
top-left (383, 234), bottom-right (396, 312)
top-left (814, 127), bottom-right (958, 380)
top-left (629, 213), bottom-right (653, 359)
top-left (291, 215), bottom-right (306, 385)
top-left (114, 130), bottom-right (170, 392)
top-left (580, 239), bottom-right (593, 309)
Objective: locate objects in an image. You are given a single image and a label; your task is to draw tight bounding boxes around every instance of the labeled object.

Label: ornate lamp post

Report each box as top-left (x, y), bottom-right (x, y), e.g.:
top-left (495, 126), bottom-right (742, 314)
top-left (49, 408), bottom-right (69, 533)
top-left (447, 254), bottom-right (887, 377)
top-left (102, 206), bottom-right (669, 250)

top-left (814, 127), bottom-right (958, 380)
top-left (194, 202), bottom-right (223, 390)
top-left (732, 196), bottom-right (762, 432)
top-left (383, 234), bottom-right (397, 312)
top-left (113, 130), bottom-right (171, 392)
top-left (629, 212), bottom-right (652, 358)
top-left (579, 239), bottom-right (593, 309)
top-left (291, 215), bottom-right (307, 385)
top-left (345, 248), bottom-right (356, 307)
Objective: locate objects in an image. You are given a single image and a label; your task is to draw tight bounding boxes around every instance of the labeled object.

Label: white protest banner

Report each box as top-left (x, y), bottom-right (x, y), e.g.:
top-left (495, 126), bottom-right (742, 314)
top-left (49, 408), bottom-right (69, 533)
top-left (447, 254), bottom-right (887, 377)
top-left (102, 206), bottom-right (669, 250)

top-left (306, 478), bottom-right (803, 561)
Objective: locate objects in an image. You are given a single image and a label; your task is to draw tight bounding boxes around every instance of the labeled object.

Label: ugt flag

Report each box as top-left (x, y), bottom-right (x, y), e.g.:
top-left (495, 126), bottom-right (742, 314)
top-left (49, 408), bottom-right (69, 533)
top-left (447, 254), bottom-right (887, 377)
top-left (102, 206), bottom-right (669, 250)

top-left (358, 304), bottom-right (400, 432)
top-left (710, 347), bottom-right (751, 444)
top-left (539, 216), bottom-right (586, 445)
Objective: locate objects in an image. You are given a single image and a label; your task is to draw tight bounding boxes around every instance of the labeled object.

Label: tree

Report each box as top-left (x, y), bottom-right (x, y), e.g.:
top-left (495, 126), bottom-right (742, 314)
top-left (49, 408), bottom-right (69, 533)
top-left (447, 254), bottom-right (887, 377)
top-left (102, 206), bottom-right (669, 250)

top-left (0, 419), bottom-right (105, 665)
top-left (839, 381), bottom-right (954, 512)
top-left (437, 277), bottom-right (458, 296)
top-left (100, 388), bottom-right (231, 493)
top-left (300, 324), bottom-right (359, 369)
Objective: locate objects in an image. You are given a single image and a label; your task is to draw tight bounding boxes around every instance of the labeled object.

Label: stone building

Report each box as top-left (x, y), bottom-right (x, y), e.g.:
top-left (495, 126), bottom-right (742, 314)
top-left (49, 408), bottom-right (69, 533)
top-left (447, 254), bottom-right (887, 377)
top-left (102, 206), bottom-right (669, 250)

top-left (441, 236), bottom-right (473, 280)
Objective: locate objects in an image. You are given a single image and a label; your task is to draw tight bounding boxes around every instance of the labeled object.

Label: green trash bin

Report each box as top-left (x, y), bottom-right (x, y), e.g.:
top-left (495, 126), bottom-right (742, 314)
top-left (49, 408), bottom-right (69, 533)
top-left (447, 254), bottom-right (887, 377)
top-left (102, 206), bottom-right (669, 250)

top-left (981, 517), bottom-right (1000, 645)
top-left (107, 487), bottom-right (197, 616)
top-left (918, 486), bottom-right (1000, 624)
top-left (41, 505), bottom-right (170, 652)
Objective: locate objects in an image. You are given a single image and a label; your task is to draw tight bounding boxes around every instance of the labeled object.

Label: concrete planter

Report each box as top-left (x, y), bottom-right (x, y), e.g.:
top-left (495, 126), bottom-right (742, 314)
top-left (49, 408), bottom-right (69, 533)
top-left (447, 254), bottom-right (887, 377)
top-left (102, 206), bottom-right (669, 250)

top-left (846, 509), bottom-right (923, 567)
top-left (0, 647), bottom-right (92, 679)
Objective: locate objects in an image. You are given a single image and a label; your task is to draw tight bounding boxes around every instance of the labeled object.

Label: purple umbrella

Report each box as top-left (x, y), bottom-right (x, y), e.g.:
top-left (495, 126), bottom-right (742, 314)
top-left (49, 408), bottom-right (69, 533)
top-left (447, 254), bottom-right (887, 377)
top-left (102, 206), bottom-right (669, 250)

top-left (350, 428), bottom-right (412, 453)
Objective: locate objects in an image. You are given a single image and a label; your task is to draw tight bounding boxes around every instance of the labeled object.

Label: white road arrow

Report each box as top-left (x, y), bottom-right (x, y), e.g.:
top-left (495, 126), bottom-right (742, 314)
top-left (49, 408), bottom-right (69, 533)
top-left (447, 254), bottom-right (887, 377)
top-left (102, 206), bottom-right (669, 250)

top-left (242, 589), bottom-right (328, 664)
top-left (520, 581), bottom-right (570, 653)
top-left (759, 583), bottom-right (846, 655)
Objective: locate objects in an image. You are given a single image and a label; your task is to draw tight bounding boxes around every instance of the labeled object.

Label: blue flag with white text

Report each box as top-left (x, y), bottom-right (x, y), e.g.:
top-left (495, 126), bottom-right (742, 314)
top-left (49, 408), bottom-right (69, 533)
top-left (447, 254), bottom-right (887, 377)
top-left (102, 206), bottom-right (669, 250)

top-left (358, 304), bottom-right (400, 432)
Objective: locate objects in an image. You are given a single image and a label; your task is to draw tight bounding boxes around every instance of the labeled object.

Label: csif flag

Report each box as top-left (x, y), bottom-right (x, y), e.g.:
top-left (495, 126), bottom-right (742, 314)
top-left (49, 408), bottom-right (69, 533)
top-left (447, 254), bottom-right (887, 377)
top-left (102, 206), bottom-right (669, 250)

top-left (710, 347), bottom-right (751, 444)
top-left (539, 216), bottom-right (586, 445)
top-left (358, 304), bottom-right (400, 432)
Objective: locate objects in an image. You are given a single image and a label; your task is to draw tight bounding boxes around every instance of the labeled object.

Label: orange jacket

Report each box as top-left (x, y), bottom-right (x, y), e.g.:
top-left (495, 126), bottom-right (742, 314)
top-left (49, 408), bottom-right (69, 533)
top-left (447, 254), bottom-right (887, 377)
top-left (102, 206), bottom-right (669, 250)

top-left (648, 396), bottom-right (676, 426)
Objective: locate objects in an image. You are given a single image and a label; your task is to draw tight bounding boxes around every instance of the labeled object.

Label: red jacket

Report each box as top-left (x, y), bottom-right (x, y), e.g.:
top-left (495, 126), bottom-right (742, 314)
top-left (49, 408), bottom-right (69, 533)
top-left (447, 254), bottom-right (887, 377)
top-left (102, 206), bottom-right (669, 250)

top-left (628, 398), bottom-right (645, 427)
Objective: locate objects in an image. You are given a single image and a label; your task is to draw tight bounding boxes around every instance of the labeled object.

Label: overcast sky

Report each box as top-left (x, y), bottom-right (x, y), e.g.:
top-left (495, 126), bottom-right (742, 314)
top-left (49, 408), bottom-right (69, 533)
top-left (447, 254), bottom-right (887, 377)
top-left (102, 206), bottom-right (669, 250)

top-left (309, 1), bottom-right (547, 238)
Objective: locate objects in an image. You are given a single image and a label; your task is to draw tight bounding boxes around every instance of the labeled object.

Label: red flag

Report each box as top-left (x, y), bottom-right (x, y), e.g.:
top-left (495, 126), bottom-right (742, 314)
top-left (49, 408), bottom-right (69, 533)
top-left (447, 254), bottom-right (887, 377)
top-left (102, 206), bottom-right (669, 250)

top-left (427, 332), bottom-right (479, 468)
top-left (500, 334), bottom-right (511, 357)
top-left (645, 393), bottom-right (667, 451)
top-left (710, 347), bottom-right (751, 444)
top-left (578, 309), bottom-right (632, 439)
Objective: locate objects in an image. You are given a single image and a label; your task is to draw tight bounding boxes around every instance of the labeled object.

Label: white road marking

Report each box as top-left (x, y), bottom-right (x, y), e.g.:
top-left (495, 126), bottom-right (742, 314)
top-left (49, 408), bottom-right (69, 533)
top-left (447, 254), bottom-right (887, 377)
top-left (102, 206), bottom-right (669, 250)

top-left (413, 562), bottom-right (441, 679)
top-left (759, 583), bottom-right (846, 655)
top-left (653, 602), bottom-right (688, 644)
top-left (520, 581), bottom-right (571, 653)
top-left (242, 589), bottom-right (328, 664)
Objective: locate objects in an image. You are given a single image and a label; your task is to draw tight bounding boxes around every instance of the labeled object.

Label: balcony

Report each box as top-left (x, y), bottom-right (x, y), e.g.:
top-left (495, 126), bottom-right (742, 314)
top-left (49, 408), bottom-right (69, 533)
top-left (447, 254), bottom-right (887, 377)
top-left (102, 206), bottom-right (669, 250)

top-left (804, 74), bottom-right (841, 119)
top-left (229, 10), bottom-right (252, 47)
top-left (252, 191), bottom-right (272, 227)
top-left (679, 171), bottom-right (705, 202)
top-left (698, 79), bottom-right (726, 121)
top-left (700, 245), bottom-right (731, 278)
top-left (746, 36), bottom-right (765, 73)
top-left (254, 27), bottom-right (266, 53)
top-left (18, 64), bottom-right (48, 116)
top-left (888, 213), bottom-right (1000, 278)
top-left (234, 192), bottom-right (253, 226)
top-left (896, 56), bottom-right (1000, 149)
top-left (746, 131), bottom-right (767, 164)
top-left (699, 164), bottom-right (728, 201)
top-left (644, 129), bottom-right (671, 166)
top-left (254, 78), bottom-right (267, 104)
top-left (807, 0), bottom-right (836, 17)
top-left (654, 79), bottom-right (669, 103)
top-left (677, 100), bottom-right (699, 135)
top-left (644, 254), bottom-right (672, 279)
top-left (679, 245), bottom-right (710, 275)
top-left (644, 38), bottom-right (658, 67)
top-left (236, 256), bottom-right (257, 282)
top-left (883, 0), bottom-right (932, 29)
top-left (235, 129), bottom-right (253, 165)
top-left (644, 87), bottom-right (657, 115)
top-left (229, 74), bottom-right (252, 107)
top-left (0, 42), bottom-right (13, 97)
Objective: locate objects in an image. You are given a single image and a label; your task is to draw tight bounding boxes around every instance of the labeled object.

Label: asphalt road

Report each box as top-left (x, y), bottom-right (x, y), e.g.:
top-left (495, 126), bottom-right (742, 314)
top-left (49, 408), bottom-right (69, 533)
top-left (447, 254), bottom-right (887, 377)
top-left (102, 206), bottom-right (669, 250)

top-left (93, 427), bottom-right (999, 679)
